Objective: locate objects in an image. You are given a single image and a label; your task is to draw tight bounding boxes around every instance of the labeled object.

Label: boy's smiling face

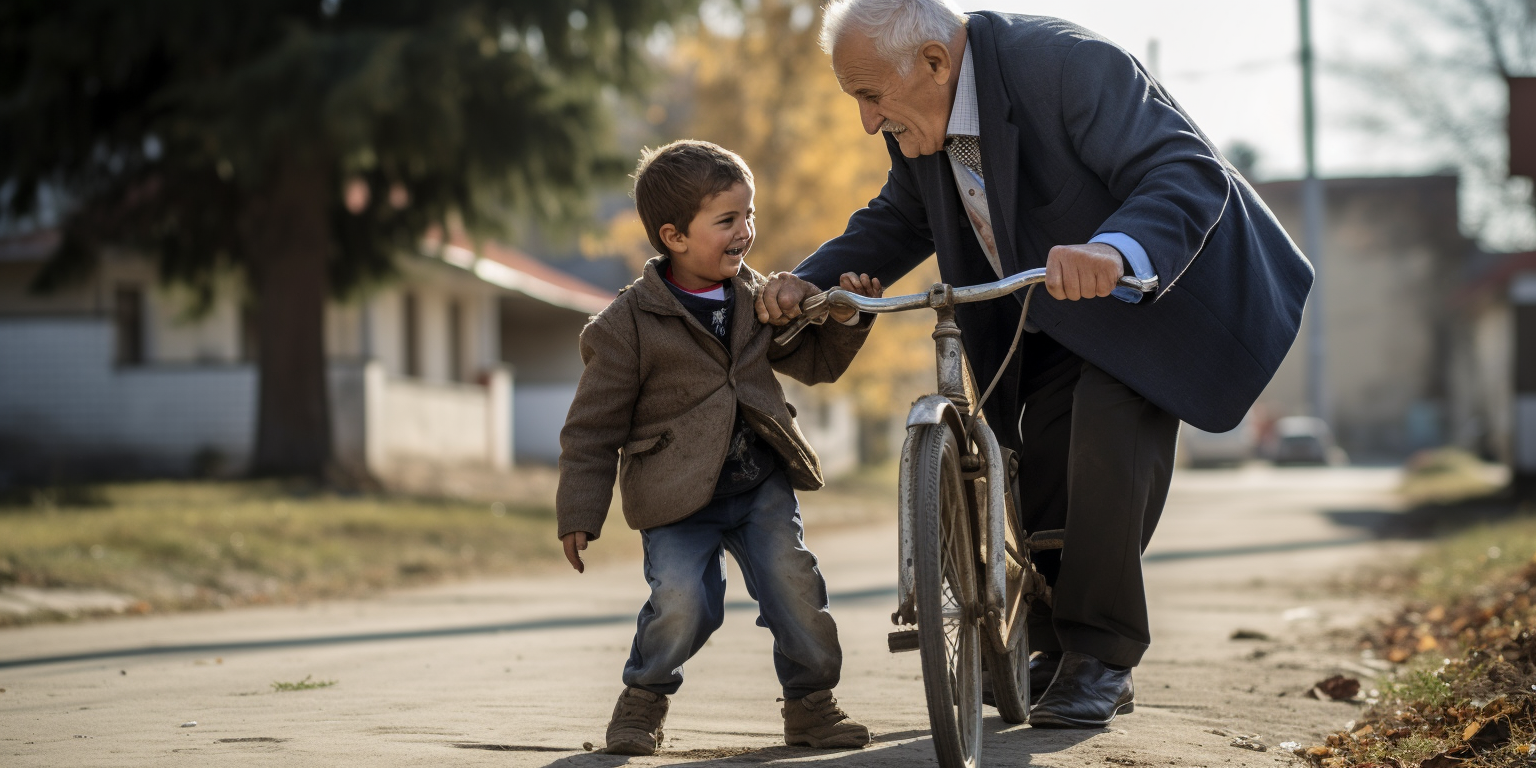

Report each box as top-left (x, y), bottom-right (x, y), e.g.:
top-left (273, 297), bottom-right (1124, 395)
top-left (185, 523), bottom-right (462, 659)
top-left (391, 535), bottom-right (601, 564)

top-left (659, 182), bottom-right (755, 291)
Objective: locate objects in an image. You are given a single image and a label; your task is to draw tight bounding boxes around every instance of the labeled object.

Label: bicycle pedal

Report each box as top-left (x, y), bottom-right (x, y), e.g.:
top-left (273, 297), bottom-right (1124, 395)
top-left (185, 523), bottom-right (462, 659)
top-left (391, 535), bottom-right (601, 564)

top-left (887, 630), bottom-right (920, 653)
top-left (1027, 529), bottom-right (1066, 551)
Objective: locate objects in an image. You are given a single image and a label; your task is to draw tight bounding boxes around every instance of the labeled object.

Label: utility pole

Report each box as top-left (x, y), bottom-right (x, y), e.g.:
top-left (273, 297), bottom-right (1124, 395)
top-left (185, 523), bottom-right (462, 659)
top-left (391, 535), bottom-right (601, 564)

top-left (1299, 0), bottom-right (1329, 424)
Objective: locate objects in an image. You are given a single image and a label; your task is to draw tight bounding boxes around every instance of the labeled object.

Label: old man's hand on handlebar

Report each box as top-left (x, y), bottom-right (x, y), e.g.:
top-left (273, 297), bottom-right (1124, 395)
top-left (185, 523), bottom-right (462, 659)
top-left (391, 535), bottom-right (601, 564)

top-left (1045, 243), bottom-right (1126, 301)
top-left (755, 271), bottom-right (883, 325)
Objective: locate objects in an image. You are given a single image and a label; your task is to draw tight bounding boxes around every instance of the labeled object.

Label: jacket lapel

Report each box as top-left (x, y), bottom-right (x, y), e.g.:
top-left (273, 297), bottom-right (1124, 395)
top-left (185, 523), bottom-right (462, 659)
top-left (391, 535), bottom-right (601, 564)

top-left (634, 258), bottom-right (688, 317)
top-left (967, 14), bottom-right (1024, 276)
top-left (727, 266), bottom-right (765, 363)
top-left (634, 257), bottom-right (732, 369)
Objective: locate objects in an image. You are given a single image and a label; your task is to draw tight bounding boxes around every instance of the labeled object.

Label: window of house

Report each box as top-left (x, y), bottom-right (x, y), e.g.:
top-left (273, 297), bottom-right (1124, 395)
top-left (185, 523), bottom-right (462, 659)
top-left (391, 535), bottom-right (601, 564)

top-left (448, 299), bottom-right (464, 383)
top-left (403, 292), bottom-right (420, 378)
top-left (113, 285), bottom-right (145, 366)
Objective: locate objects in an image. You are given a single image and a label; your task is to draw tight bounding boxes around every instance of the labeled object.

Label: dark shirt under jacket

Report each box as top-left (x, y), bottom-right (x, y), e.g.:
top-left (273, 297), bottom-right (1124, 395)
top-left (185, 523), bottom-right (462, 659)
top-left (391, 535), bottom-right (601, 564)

top-left (663, 278), bottom-right (779, 499)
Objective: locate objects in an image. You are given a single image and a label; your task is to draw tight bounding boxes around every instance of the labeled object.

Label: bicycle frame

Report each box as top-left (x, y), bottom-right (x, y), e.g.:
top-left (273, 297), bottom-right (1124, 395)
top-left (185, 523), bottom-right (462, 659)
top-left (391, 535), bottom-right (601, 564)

top-left (777, 267), bottom-right (1157, 649)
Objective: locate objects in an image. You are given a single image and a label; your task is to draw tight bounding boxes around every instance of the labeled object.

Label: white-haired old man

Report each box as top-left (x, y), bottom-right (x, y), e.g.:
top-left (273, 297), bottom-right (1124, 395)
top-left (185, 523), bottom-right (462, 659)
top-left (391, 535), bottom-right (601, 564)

top-left (755, 0), bottom-right (1312, 728)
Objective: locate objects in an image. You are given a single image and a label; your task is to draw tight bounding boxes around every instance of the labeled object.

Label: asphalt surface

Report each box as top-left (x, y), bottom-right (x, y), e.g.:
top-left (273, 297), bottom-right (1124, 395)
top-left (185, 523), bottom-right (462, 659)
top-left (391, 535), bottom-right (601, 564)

top-left (0, 466), bottom-right (1421, 767)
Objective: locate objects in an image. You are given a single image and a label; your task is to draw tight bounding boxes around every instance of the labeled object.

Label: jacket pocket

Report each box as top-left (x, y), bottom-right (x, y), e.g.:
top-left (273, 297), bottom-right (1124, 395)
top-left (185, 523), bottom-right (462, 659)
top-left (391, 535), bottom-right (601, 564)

top-left (623, 431), bottom-right (672, 458)
top-left (1028, 176), bottom-right (1085, 226)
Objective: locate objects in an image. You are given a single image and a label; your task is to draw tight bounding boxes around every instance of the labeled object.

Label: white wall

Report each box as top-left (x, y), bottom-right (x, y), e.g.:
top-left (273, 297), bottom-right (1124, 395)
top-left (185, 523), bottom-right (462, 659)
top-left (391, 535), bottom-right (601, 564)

top-left (514, 383), bottom-right (577, 464)
top-left (381, 377), bottom-right (491, 464)
top-left (0, 318), bottom-right (257, 475)
top-left (0, 319), bottom-right (511, 479)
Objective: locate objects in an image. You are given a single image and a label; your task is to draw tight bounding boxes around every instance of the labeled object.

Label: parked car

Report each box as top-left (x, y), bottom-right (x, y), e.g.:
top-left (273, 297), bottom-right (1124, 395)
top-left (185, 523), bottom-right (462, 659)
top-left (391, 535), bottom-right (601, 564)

top-left (1267, 416), bottom-right (1347, 466)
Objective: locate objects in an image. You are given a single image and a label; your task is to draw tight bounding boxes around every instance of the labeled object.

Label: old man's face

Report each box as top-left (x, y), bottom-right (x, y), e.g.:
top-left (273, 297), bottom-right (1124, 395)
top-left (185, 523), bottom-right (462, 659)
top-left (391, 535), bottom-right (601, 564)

top-left (831, 30), bottom-right (960, 159)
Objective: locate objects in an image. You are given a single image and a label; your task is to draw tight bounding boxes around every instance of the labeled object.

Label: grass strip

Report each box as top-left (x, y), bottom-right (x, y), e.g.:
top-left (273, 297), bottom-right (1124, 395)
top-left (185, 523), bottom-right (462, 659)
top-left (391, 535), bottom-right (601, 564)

top-left (1297, 514), bottom-right (1536, 768)
top-left (0, 481), bottom-right (560, 626)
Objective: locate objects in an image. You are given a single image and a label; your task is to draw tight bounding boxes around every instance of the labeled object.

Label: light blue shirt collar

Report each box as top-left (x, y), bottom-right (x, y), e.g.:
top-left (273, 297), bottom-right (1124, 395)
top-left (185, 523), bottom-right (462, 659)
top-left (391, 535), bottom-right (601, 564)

top-left (945, 39), bottom-right (979, 138)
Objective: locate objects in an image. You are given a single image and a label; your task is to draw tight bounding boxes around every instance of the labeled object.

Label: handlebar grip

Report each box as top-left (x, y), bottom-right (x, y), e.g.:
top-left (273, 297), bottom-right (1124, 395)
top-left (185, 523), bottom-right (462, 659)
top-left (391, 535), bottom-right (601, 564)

top-left (771, 290), bottom-right (833, 346)
top-left (772, 313), bottom-right (817, 346)
top-left (1116, 275), bottom-right (1159, 294)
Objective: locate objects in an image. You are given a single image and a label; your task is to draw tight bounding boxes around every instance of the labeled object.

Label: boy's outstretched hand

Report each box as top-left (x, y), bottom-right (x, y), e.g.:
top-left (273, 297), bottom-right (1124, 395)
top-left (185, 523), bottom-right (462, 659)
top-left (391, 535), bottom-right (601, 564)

top-left (830, 272), bottom-right (883, 324)
top-left (561, 531), bottom-right (589, 573)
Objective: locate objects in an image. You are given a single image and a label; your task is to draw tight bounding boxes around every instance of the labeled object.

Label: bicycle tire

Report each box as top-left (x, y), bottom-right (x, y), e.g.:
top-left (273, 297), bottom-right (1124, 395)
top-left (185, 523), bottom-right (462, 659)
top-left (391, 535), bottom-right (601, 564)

top-left (983, 477), bottom-right (1032, 724)
top-left (983, 614), bottom-right (1031, 724)
top-left (906, 422), bottom-right (983, 768)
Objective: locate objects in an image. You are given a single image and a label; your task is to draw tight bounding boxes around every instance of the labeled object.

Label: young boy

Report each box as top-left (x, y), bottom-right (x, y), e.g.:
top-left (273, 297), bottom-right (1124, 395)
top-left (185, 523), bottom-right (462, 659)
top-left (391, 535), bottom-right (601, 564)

top-left (555, 139), bottom-right (883, 756)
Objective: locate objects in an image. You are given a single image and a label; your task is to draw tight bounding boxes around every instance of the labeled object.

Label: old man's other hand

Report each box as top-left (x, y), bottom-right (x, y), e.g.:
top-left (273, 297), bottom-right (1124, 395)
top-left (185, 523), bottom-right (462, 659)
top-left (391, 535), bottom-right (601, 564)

top-left (1045, 242), bottom-right (1126, 301)
top-left (754, 271), bottom-right (822, 325)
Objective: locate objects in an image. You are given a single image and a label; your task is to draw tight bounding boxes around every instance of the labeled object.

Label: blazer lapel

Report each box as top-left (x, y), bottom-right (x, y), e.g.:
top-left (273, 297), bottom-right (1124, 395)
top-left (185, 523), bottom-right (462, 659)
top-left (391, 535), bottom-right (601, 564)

top-left (967, 14), bottom-right (1024, 277)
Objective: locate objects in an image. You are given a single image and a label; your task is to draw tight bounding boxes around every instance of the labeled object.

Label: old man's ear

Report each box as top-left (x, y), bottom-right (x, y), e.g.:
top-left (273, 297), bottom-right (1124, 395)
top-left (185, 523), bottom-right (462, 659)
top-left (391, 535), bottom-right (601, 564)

top-left (921, 40), bottom-right (953, 84)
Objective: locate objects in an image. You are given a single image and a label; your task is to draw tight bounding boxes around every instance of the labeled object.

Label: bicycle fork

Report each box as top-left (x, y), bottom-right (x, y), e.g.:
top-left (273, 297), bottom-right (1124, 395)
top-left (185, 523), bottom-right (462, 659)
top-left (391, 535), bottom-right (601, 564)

top-left (889, 287), bottom-right (1011, 654)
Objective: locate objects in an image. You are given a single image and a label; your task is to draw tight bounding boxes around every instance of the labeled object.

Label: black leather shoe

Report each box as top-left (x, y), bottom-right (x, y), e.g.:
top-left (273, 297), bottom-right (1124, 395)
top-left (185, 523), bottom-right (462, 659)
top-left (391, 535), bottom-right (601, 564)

top-left (1028, 651), bottom-right (1133, 728)
top-left (1028, 652), bottom-right (1061, 705)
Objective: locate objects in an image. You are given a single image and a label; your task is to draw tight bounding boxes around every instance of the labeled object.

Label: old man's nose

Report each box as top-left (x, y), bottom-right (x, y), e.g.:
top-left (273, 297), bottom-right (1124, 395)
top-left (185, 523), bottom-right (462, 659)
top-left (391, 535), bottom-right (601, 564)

top-left (859, 103), bottom-right (883, 135)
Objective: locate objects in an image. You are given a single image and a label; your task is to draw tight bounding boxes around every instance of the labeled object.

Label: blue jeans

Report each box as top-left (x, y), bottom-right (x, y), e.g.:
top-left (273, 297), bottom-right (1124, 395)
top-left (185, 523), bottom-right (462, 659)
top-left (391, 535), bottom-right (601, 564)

top-left (622, 471), bottom-right (842, 699)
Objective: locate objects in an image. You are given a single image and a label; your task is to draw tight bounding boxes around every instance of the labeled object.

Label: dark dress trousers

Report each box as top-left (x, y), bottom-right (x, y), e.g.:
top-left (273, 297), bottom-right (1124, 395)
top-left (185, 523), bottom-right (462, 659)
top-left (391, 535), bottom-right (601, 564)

top-left (794, 13), bottom-right (1313, 667)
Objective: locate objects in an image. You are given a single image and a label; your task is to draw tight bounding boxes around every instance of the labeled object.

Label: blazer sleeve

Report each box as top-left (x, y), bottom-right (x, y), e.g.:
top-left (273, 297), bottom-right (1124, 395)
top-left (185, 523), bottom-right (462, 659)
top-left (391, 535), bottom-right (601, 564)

top-left (555, 313), bottom-right (640, 541)
top-left (793, 134), bottom-right (936, 290)
top-left (1060, 37), bottom-right (1232, 294)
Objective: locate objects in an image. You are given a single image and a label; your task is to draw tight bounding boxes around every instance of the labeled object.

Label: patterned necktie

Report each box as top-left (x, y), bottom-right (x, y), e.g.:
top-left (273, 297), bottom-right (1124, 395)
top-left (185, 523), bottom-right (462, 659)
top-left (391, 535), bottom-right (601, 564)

top-left (946, 134), bottom-right (984, 179)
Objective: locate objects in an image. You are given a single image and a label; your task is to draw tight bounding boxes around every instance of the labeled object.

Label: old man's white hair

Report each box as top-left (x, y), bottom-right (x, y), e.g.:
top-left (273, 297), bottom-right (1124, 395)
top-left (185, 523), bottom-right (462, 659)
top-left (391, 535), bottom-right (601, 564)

top-left (819, 0), bottom-right (968, 75)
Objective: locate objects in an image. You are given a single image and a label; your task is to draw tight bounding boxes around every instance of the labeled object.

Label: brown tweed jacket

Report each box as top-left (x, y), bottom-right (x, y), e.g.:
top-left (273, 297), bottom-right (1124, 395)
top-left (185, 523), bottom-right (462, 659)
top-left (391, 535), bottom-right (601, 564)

top-left (555, 257), bottom-right (872, 539)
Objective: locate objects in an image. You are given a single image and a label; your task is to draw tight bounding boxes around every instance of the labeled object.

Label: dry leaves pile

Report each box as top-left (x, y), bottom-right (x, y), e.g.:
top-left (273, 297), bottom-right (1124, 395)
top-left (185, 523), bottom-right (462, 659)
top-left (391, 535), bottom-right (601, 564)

top-left (1296, 557), bottom-right (1536, 767)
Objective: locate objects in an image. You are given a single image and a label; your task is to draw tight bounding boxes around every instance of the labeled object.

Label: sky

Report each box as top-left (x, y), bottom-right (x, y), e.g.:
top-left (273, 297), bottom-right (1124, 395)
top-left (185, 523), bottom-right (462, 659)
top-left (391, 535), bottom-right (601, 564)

top-left (967, 0), bottom-right (1452, 183)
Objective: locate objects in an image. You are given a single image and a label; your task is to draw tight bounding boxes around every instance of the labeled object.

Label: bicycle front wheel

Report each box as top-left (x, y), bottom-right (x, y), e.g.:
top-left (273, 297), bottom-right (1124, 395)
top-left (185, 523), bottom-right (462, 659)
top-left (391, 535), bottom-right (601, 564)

top-left (905, 422), bottom-right (983, 768)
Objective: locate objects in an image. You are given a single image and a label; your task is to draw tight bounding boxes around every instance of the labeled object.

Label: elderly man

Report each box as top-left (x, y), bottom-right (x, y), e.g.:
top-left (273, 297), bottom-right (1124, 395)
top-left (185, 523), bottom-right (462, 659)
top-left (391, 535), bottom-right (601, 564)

top-left (756, 0), bottom-right (1313, 728)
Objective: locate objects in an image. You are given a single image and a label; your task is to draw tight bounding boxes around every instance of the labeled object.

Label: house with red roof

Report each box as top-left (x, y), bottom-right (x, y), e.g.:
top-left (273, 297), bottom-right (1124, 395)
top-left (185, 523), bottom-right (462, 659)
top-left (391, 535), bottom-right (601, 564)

top-left (0, 229), bottom-right (616, 482)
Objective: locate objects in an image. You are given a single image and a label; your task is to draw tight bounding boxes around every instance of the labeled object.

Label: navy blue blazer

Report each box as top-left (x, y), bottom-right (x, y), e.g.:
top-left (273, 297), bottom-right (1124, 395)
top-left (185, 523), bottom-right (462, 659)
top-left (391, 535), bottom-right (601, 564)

top-left (795, 12), bottom-right (1314, 433)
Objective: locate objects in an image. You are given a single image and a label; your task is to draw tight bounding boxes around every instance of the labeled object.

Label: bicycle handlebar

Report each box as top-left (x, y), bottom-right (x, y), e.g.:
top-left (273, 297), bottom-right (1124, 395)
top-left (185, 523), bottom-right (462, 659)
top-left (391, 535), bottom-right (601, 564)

top-left (773, 268), bottom-right (1158, 346)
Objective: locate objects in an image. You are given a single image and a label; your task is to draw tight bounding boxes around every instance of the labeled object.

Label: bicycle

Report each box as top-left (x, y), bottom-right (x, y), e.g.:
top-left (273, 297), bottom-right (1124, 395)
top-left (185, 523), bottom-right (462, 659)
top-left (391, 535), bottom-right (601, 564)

top-left (775, 267), bottom-right (1157, 768)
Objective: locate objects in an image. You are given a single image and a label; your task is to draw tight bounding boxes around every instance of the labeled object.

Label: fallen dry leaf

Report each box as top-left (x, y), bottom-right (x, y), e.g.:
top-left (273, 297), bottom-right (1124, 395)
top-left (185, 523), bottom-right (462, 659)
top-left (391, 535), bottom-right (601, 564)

top-left (1461, 717), bottom-right (1511, 752)
top-left (1308, 675), bottom-right (1361, 701)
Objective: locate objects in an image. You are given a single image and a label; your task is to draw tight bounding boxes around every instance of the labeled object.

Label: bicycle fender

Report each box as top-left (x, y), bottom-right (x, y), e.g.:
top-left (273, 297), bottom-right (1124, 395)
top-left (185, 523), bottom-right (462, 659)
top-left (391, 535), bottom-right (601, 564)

top-left (905, 394), bottom-right (968, 439)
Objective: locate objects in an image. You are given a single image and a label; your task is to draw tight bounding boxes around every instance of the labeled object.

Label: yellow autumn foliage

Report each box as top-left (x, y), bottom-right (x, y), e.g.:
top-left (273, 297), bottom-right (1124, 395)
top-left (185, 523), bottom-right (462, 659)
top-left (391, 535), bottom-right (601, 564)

top-left (588, 1), bottom-right (943, 419)
top-left (680, 0), bottom-right (941, 417)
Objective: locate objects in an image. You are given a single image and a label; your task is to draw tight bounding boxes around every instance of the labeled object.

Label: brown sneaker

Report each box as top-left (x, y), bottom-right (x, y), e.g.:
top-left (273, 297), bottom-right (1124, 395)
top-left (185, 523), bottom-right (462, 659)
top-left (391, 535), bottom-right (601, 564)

top-left (782, 690), bottom-right (871, 749)
top-left (604, 687), bottom-right (669, 756)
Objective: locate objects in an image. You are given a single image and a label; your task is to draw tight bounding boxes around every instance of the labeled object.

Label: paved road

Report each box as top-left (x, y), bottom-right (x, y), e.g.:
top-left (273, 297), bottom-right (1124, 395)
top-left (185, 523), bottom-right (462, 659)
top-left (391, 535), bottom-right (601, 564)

top-left (0, 466), bottom-right (1419, 767)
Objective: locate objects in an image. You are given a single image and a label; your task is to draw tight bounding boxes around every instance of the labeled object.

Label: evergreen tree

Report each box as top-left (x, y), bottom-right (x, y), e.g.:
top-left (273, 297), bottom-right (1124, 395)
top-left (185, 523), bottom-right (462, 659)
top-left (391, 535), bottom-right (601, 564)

top-left (0, 0), bottom-right (694, 476)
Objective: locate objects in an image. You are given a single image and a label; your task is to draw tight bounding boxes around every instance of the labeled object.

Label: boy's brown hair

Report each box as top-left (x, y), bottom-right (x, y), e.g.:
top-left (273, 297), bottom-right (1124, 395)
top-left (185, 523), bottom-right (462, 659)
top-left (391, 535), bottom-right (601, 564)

top-left (633, 140), bottom-right (754, 255)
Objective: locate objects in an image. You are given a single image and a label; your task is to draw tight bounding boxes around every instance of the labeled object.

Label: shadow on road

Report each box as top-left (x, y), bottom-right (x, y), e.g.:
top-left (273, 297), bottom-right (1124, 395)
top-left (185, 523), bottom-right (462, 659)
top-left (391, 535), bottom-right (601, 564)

top-left (0, 586), bottom-right (900, 669)
top-left (529, 720), bottom-right (1099, 766)
top-left (1323, 495), bottom-right (1524, 540)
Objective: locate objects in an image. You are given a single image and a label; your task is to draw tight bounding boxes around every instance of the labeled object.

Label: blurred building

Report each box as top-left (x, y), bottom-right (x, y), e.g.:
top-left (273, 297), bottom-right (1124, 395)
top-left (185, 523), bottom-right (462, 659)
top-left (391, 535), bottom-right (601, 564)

top-left (1448, 251), bottom-right (1536, 471)
top-left (1252, 174), bottom-right (1477, 462)
top-left (0, 233), bottom-right (863, 482)
top-left (0, 230), bottom-right (612, 481)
